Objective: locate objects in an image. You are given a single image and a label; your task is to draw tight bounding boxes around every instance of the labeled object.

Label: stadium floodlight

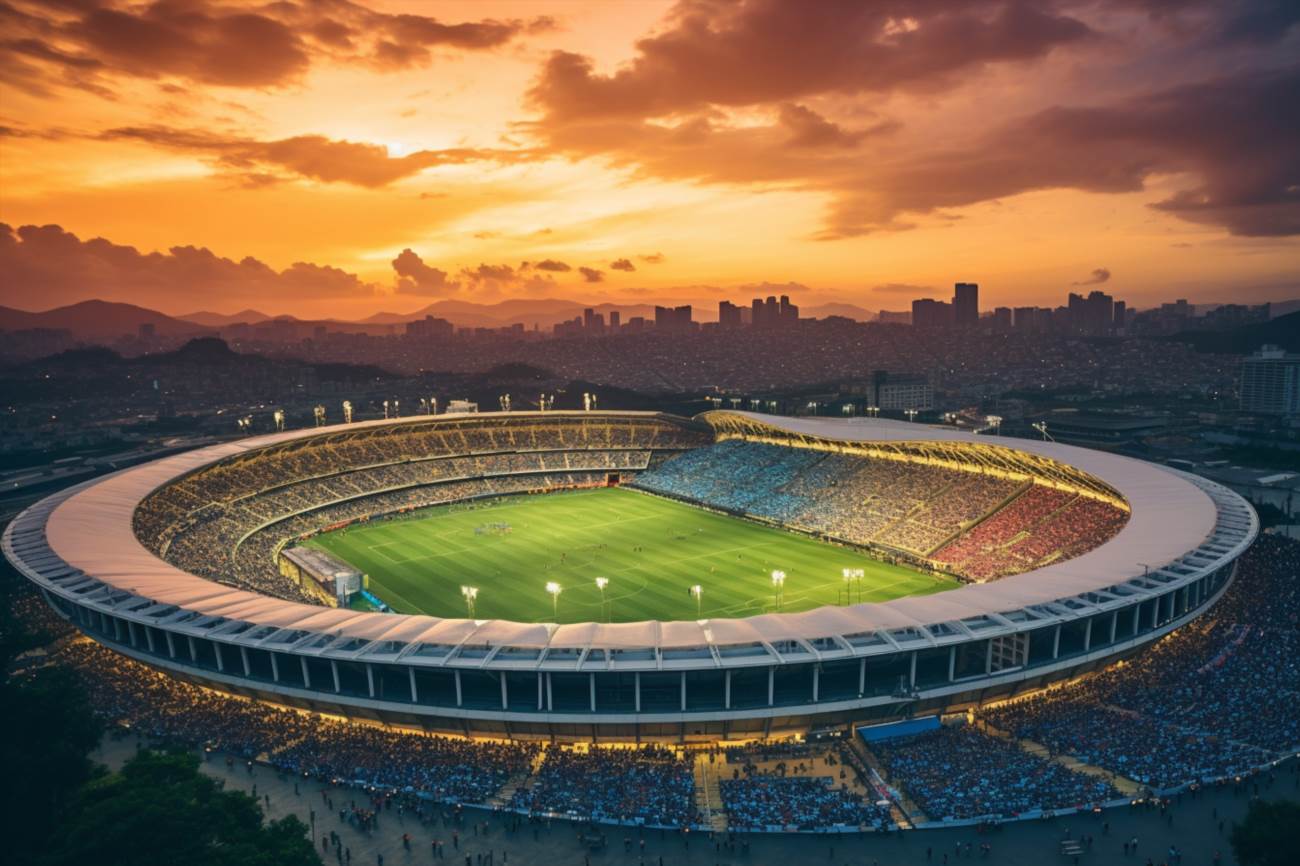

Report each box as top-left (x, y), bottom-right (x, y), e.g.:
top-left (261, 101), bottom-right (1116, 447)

top-left (865, 405), bottom-right (879, 418)
top-left (1032, 421), bottom-right (1053, 441)
top-left (314, 405), bottom-right (326, 427)
top-left (842, 403), bottom-right (854, 416)
top-left (771, 570), bottom-right (786, 610)
top-left (595, 576), bottom-right (609, 620)
top-left (691, 584), bottom-right (703, 617)
top-left (383, 399), bottom-right (390, 419)
top-left (273, 409), bottom-right (285, 432)
top-left (342, 400), bottom-right (353, 423)
top-left (429, 397), bottom-right (438, 415)
top-left (842, 567), bottom-right (865, 604)
top-left (460, 585), bottom-right (478, 618)
top-left (986, 414), bottom-right (1003, 435)
top-left (905, 408), bottom-right (918, 422)
top-left (546, 581), bottom-right (562, 617)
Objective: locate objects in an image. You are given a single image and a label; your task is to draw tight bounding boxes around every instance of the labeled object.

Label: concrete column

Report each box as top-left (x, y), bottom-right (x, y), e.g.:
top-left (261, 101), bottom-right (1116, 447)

top-left (725, 670), bottom-right (732, 709)
top-left (187, 635), bottom-right (197, 662)
top-left (592, 674), bottom-right (597, 713)
top-left (947, 646), bottom-right (956, 682)
top-left (127, 620), bottom-right (138, 648)
top-left (812, 665), bottom-right (820, 702)
top-left (1083, 619), bottom-right (1093, 652)
top-left (908, 652), bottom-right (917, 689)
top-left (409, 667), bottom-right (418, 703)
top-left (367, 664), bottom-right (376, 698)
top-left (537, 672), bottom-right (543, 711)
top-left (214, 641), bottom-right (224, 672)
top-left (1109, 611), bottom-right (1118, 644)
top-left (503, 673), bottom-right (510, 710)
top-left (1051, 625), bottom-right (1061, 659)
top-left (455, 670), bottom-right (464, 707)
top-left (985, 640), bottom-right (993, 675)
top-left (144, 626), bottom-right (155, 654)
top-left (330, 660), bottom-right (341, 693)
top-left (270, 652), bottom-right (280, 683)
top-left (858, 658), bottom-right (866, 696)
top-left (240, 645), bottom-right (251, 677)
top-left (164, 630), bottom-right (176, 659)
top-left (300, 656), bottom-right (311, 688)
top-left (767, 667), bottom-right (774, 706)
top-left (634, 672), bottom-right (641, 713)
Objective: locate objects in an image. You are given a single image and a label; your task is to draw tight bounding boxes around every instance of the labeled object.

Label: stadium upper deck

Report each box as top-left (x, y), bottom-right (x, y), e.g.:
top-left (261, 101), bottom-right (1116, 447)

top-left (3, 411), bottom-right (1256, 739)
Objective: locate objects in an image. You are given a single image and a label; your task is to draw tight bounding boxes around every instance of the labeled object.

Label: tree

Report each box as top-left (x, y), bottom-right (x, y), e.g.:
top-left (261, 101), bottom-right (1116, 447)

top-left (0, 667), bottom-right (104, 863)
top-left (1231, 798), bottom-right (1300, 866)
top-left (42, 750), bottom-right (320, 866)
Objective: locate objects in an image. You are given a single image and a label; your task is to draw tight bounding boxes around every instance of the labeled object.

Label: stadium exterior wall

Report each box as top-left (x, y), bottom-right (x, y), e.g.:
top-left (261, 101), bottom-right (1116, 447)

top-left (2, 412), bottom-right (1258, 740)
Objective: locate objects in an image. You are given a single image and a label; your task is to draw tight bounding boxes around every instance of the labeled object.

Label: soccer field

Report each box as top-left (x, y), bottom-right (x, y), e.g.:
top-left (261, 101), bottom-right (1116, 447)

top-left (305, 487), bottom-right (958, 623)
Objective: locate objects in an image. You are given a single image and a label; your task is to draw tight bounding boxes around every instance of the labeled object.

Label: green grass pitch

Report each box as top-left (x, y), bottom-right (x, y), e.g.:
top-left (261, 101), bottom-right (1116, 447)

top-left (305, 487), bottom-right (959, 623)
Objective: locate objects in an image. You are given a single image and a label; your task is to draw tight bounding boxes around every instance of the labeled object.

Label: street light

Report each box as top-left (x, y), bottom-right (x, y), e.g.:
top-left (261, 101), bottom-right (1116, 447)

top-left (771, 570), bottom-right (786, 611)
top-left (691, 584), bottom-right (703, 618)
top-left (905, 408), bottom-right (918, 422)
top-left (1032, 421), bottom-right (1053, 441)
top-left (461, 585), bottom-right (478, 618)
top-left (985, 414), bottom-right (1002, 435)
top-left (546, 581), bottom-right (562, 618)
top-left (595, 576), bottom-right (609, 621)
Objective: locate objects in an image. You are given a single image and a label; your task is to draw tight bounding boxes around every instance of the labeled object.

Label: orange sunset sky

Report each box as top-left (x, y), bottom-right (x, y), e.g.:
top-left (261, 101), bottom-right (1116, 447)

top-left (2, 0), bottom-right (1298, 319)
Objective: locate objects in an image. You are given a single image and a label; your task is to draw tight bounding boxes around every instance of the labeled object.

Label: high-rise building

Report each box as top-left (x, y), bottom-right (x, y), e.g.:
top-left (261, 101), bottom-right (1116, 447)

top-left (1240, 345), bottom-right (1300, 416)
top-left (406, 315), bottom-right (454, 340)
top-left (912, 298), bottom-right (954, 328)
top-left (991, 307), bottom-right (1012, 328)
top-left (719, 300), bottom-right (743, 329)
top-left (953, 282), bottom-right (979, 325)
top-left (609, 311), bottom-right (620, 331)
top-left (656, 305), bottom-right (693, 332)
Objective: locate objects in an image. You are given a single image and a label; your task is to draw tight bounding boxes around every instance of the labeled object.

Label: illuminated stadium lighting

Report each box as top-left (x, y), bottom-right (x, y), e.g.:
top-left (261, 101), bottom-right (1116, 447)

top-left (690, 583), bottom-right (703, 617)
top-left (905, 408), bottom-right (918, 422)
top-left (771, 570), bottom-right (786, 610)
top-left (595, 576), bottom-right (609, 621)
top-left (460, 585), bottom-right (478, 618)
top-left (986, 414), bottom-right (1003, 435)
top-left (546, 581), bottom-right (562, 617)
top-left (341, 399), bottom-right (352, 423)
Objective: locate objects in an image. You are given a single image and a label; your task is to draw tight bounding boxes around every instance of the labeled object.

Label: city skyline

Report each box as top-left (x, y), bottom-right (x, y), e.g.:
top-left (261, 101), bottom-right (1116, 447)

top-left (3, 0), bottom-right (1299, 318)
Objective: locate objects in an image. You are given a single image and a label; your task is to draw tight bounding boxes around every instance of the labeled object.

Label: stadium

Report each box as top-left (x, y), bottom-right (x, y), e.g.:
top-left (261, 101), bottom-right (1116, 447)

top-left (4, 410), bottom-right (1257, 747)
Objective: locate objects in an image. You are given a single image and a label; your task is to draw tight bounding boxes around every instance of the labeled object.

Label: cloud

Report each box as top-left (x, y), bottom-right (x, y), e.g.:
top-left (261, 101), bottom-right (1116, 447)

top-left (578, 266), bottom-right (604, 283)
top-left (871, 282), bottom-right (936, 295)
top-left (530, 259), bottom-right (572, 272)
top-left (529, 1), bottom-right (1091, 122)
top-left (609, 258), bottom-right (636, 272)
top-left (392, 249), bottom-right (456, 295)
top-left (1072, 267), bottom-right (1112, 286)
top-left (821, 64), bottom-right (1300, 238)
top-left (0, 0), bottom-right (552, 96)
top-left (97, 126), bottom-right (534, 187)
top-left (457, 262), bottom-right (557, 297)
top-left (638, 252), bottom-right (666, 264)
top-left (0, 223), bottom-right (378, 311)
top-left (779, 103), bottom-right (873, 149)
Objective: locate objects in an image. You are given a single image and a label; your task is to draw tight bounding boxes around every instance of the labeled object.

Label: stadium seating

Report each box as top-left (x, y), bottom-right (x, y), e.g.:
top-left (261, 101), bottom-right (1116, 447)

top-left (633, 440), bottom-right (1125, 575)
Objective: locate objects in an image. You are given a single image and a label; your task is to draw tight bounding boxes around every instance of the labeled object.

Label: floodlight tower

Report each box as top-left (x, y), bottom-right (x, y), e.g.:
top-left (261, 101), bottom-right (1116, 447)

top-left (986, 414), bottom-right (1003, 435)
top-left (595, 576), bottom-right (609, 621)
top-left (866, 405), bottom-right (879, 418)
top-left (905, 408), bottom-right (918, 422)
top-left (461, 585), bottom-right (478, 618)
top-left (691, 584), bottom-right (703, 618)
top-left (429, 397), bottom-right (438, 415)
top-left (1032, 421), bottom-right (1053, 441)
top-left (314, 405), bottom-right (326, 427)
top-left (383, 399), bottom-right (390, 419)
top-left (842, 403), bottom-right (855, 416)
top-left (771, 570), bottom-right (786, 611)
top-left (273, 409), bottom-right (285, 432)
top-left (546, 581), bottom-right (562, 618)
top-left (729, 397), bottom-right (742, 409)
top-left (767, 399), bottom-right (779, 412)
top-left (842, 567), bottom-right (865, 604)
top-left (342, 400), bottom-right (353, 424)
top-left (750, 398), bottom-right (761, 410)
top-left (393, 399), bottom-right (400, 418)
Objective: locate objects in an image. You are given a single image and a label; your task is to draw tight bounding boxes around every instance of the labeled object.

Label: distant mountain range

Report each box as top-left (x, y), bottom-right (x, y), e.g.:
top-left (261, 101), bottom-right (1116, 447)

top-left (0, 300), bottom-right (215, 341)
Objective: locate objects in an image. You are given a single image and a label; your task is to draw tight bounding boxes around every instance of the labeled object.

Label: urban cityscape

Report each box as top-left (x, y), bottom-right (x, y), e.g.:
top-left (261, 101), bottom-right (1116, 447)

top-left (1, 2), bottom-right (1297, 866)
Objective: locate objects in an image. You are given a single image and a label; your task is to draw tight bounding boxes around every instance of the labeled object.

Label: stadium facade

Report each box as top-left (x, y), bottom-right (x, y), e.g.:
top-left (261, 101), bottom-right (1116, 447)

top-left (4, 411), bottom-right (1257, 741)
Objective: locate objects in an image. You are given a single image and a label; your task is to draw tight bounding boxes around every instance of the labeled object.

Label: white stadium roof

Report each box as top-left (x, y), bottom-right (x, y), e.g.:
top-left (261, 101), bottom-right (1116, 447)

top-left (36, 411), bottom-right (1229, 652)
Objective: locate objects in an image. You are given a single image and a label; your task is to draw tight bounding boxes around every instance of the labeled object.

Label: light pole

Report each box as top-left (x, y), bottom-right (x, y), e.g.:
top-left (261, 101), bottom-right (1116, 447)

top-left (461, 585), bottom-right (478, 618)
top-left (342, 400), bottom-right (353, 423)
top-left (546, 581), bottom-right (562, 619)
top-left (691, 584), bottom-right (703, 618)
top-left (595, 576), bottom-right (609, 622)
top-left (905, 408), bottom-right (918, 423)
top-left (771, 570), bottom-right (786, 611)
top-left (842, 567), bottom-right (864, 605)
top-left (1032, 421), bottom-right (1052, 441)
top-left (986, 414), bottom-right (1002, 435)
